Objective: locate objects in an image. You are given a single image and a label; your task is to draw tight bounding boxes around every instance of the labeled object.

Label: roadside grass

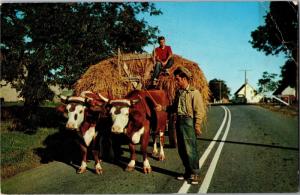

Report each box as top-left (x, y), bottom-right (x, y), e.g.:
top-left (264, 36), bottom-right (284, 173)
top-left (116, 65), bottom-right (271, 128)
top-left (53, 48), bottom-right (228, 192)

top-left (1, 120), bottom-right (58, 179)
top-left (1, 103), bottom-right (63, 179)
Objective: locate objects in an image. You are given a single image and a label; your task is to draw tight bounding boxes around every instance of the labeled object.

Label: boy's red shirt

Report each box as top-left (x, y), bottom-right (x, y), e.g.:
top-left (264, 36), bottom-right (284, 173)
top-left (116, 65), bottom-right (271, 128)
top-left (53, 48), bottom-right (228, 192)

top-left (155, 46), bottom-right (172, 62)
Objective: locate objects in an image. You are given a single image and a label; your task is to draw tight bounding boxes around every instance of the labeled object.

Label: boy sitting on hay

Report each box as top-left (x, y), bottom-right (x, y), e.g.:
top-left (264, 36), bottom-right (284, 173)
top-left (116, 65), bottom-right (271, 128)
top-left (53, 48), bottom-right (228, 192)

top-left (152, 36), bottom-right (174, 84)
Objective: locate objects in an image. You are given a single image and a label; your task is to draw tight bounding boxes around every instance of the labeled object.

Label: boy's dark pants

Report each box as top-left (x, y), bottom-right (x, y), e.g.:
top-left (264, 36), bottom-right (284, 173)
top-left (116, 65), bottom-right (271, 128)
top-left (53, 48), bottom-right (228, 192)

top-left (176, 115), bottom-right (200, 176)
top-left (152, 57), bottom-right (174, 80)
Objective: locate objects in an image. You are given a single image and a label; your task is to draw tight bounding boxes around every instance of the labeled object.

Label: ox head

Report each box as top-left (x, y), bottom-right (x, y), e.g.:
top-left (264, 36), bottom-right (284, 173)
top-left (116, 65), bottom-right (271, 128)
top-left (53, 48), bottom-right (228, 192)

top-left (59, 95), bottom-right (87, 130)
top-left (109, 99), bottom-right (140, 134)
top-left (57, 91), bottom-right (109, 131)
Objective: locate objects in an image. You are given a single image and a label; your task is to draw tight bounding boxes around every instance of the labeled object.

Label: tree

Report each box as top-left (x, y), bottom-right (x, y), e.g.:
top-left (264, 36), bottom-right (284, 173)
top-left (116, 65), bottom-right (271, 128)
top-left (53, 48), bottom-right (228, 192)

top-left (257, 71), bottom-right (279, 93)
top-left (279, 59), bottom-right (297, 88)
top-left (1, 3), bottom-right (161, 131)
top-left (208, 79), bottom-right (231, 102)
top-left (250, 2), bottom-right (298, 99)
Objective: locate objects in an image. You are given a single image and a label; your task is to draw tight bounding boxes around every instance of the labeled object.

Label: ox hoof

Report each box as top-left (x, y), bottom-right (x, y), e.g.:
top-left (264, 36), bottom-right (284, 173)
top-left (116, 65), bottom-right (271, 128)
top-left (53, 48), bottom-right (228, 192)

top-left (95, 168), bottom-right (103, 175)
top-left (143, 167), bottom-right (152, 174)
top-left (152, 152), bottom-right (158, 158)
top-left (125, 166), bottom-right (135, 172)
top-left (159, 155), bottom-right (166, 161)
top-left (77, 168), bottom-right (87, 174)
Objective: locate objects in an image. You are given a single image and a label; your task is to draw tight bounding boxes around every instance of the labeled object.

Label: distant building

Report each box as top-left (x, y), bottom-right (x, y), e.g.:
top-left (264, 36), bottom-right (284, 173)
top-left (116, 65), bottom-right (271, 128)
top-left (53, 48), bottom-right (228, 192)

top-left (0, 81), bottom-right (23, 102)
top-left (0, 81), bottom-right (70, 102)
top-left (234, 83), bottom-right (263, 103)
top-left (273, 85), bottom-right (296, 105)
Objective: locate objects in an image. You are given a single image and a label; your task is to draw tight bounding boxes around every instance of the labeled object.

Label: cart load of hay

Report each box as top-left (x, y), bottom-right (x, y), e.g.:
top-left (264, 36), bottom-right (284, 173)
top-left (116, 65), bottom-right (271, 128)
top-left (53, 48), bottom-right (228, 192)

top-left (74, 53), bottom-right (210, 122)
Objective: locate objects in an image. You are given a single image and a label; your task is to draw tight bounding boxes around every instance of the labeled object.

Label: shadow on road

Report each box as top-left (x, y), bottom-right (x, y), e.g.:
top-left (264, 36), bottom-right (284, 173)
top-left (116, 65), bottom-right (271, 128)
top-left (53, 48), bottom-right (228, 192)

top-left (113, 156), bottom-right (179, 177)
top-left (35, 133), bottom-right (180, 177)
top-left (198, 137), bottom-right (299, 151)
top-left (33, 125), bottom-right (83, 165)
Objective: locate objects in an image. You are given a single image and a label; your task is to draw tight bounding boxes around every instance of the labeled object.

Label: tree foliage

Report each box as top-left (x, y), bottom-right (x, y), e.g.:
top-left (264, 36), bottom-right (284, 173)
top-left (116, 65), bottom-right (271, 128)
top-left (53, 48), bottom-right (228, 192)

top-left (208, 79), bottom-right (231, 101)
top-left (0, 3), bottom-right (161, 131)
top-left (1, 3), bottom-right (161, 106)
top-left (257, 71), bottom-right (278, 93)
top-left (279, 59), bottom-right (297, 88)
top-left (250, 1), bottom-right (298, 89)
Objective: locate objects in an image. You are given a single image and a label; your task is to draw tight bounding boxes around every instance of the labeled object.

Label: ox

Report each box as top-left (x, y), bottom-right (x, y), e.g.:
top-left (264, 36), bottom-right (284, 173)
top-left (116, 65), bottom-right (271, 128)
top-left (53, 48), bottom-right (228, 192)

top-left (57, 91), bottom-right (108, 174)
top-left (100, 89), bottom-right (169, 174)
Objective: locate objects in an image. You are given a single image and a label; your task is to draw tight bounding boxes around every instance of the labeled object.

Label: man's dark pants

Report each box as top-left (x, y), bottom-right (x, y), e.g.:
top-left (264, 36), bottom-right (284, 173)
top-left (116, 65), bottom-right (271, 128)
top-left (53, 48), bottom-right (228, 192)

top-left (152, 57), bottom-right (174, 80)
top-left (176, 115), bottom-right (200, 176)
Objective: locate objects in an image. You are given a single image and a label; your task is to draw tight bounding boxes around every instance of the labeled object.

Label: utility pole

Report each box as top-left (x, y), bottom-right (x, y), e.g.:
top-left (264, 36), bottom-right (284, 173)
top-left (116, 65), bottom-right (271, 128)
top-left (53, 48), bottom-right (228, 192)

top-left (219, 81), bottom-right (222, 102)
top-left (239, 69), bottom-right (251, 100)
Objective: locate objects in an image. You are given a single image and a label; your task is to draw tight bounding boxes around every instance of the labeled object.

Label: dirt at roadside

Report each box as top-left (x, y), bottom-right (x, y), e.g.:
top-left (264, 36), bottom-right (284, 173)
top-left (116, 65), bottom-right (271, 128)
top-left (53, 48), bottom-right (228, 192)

top-left (259, 103), bottom-right (298, 117)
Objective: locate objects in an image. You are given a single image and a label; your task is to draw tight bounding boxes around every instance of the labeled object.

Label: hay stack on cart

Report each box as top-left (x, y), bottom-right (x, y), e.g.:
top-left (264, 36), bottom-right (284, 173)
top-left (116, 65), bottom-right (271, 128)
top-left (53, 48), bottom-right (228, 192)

top-left (74, 52), bottom-right (210, 141)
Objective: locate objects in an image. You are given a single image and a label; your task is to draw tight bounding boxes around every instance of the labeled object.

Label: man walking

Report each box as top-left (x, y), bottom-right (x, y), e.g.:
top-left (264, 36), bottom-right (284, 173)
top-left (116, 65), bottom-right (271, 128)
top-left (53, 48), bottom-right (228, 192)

top-left (152, 36), bottom-right (174, 83)
top-left (173, 66), bottom-right (203, 185)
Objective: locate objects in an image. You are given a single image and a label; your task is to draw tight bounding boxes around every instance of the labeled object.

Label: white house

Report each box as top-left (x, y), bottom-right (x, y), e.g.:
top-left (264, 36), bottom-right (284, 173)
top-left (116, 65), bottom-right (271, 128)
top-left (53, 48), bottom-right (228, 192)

top-left (234, 83), bottom-right (263, 103)
top-left (273, 85), bottom-right (296, 105)
top-left (281, 86), bottom-right (296, 96)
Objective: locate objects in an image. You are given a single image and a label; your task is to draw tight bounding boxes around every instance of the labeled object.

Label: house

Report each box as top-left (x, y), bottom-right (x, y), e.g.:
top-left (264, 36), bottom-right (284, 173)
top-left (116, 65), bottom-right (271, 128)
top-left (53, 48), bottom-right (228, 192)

top-left (273, 85), bottom-right (296, 105)
top-left (234, 83), bottom-right (263, 103)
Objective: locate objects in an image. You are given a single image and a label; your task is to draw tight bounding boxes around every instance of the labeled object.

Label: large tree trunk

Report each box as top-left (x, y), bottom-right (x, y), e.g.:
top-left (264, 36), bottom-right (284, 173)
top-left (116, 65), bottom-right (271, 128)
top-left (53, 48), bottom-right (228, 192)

top-left (18, 62), bottom-right (53, 132)
top-left (19, 63), bottom-right (43, 132)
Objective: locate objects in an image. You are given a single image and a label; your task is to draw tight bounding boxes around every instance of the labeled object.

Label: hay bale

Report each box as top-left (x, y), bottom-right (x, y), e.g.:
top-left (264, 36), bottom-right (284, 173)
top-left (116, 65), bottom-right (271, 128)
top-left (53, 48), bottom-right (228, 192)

top-left (74, 53), bottom-right (210, 123)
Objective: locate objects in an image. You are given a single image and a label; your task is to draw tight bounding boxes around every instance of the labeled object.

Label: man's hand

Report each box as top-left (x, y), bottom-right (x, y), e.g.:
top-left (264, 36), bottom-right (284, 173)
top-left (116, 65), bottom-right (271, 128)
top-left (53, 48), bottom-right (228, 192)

top-left (162, 61), bottom-right (167, 66)
top-left (155, 104), bottom-right (162, 112)
top-left (195, 127), bottom-right (202, 136)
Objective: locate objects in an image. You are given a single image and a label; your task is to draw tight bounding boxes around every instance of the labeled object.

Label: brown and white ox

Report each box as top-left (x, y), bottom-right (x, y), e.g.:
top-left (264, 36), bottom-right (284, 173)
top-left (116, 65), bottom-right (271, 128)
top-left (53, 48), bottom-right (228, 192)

top-left (102, 89), bottom-right (169, 174)
top-left (57, 91), bottom-right (108, 174)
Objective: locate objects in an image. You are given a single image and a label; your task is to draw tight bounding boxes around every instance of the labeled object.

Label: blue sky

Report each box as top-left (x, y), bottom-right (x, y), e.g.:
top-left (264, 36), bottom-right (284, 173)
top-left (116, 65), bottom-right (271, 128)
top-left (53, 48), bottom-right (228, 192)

top-left (142, 2), bottom-right (287, 96)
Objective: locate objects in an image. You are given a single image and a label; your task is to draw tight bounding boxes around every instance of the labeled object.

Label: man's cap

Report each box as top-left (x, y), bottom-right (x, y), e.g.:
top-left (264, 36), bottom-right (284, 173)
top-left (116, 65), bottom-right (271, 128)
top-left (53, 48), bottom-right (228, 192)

top-left (174, 66), bottom-right (192, 79)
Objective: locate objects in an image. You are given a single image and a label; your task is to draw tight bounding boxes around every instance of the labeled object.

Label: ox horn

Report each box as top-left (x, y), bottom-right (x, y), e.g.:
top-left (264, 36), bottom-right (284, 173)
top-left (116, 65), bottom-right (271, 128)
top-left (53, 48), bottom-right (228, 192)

top-left (131, 99), bottom-right (140, 105)
top-left (59, 95), bottom-right (69, 104)
top-left (98, 93), bottom-right (109, 102)
top-left (60, 95), bottom-right (68, 100)
top-left (68, 96), bottom-right (86, 103)
top-left (80, 91), bottom-right (93, 98)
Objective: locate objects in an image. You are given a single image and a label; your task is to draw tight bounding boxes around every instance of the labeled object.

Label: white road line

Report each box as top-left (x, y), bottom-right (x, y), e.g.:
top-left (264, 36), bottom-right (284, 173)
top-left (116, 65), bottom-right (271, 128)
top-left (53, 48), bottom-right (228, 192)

top-left (198, 106), bottom-right (232, 193)
top-left (178, 106), bottom-right (228, 193)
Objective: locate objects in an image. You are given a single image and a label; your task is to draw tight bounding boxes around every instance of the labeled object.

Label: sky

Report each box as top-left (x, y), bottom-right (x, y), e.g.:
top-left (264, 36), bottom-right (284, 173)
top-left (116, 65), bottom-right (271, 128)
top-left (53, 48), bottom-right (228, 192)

top-left (141, 2), bottom-right (288, 97)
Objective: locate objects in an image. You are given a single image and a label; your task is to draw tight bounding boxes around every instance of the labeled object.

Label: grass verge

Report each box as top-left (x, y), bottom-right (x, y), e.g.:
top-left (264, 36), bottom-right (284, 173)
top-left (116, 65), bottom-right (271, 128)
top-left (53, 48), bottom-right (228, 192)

top-left (1, 121), bottom-right (58, 179)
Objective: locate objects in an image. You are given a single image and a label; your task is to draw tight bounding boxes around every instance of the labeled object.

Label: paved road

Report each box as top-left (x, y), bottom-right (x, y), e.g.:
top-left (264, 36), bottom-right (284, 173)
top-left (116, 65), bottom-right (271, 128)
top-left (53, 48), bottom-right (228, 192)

top-left (1, 105), bottom-right (298, 193)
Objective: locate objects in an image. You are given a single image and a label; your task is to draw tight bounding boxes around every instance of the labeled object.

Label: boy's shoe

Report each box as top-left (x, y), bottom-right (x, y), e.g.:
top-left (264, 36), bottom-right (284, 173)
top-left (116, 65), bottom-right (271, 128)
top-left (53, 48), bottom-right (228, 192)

top-left (165, 69), bottom-right (170, 75)
top-left (162, 69), bottom-right (170, 75)
top-left (152, 78), bottom-right (158, 85)
top-left (190, 174), bottom-right (199, 185)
